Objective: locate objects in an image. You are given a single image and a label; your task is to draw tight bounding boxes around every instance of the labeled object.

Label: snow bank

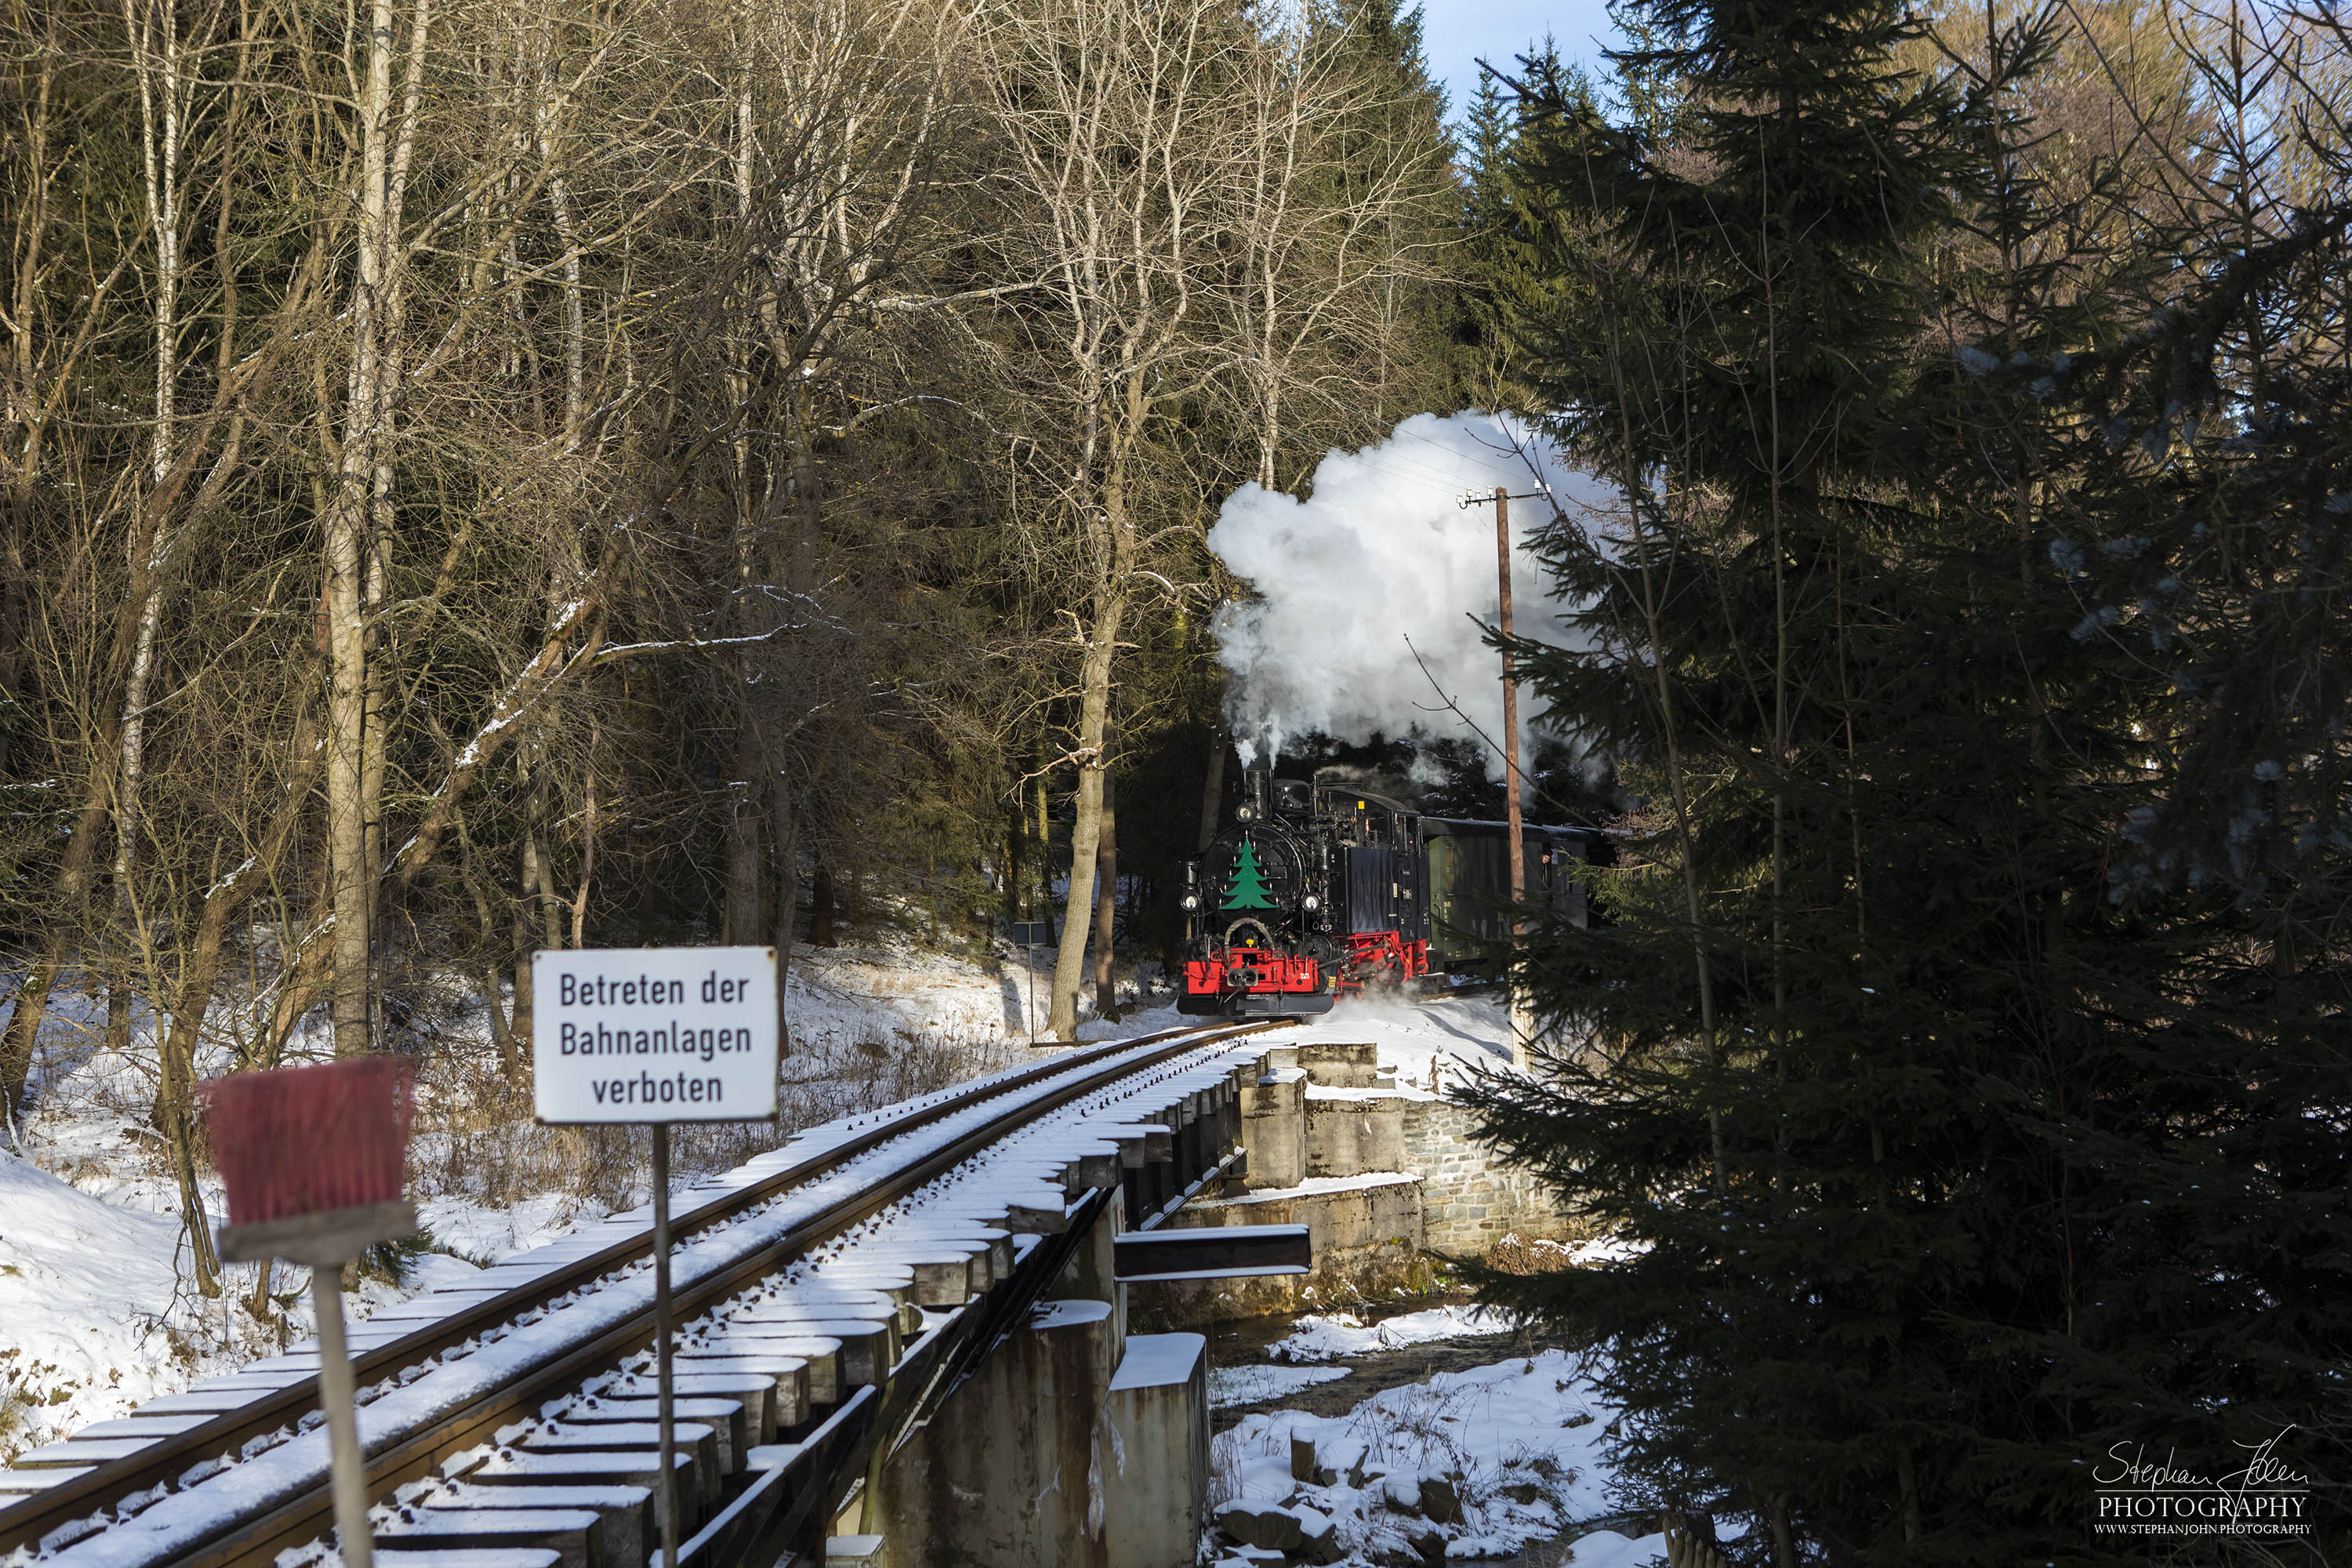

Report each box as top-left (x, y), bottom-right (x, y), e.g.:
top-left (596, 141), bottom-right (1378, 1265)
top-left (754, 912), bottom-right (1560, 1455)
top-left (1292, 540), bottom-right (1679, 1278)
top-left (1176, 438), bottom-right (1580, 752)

top-left (787, 939), bottom-right (1032, 1048)
top-left (1269, 1305), bottom-right (1514, 1364)
top-left (1208, 1363), bottom-right (1353, 1410)
top-left (1213, 1348), bottom-right (1663, 1566)
top-left (0, 1147), bottom-right (191, 1456)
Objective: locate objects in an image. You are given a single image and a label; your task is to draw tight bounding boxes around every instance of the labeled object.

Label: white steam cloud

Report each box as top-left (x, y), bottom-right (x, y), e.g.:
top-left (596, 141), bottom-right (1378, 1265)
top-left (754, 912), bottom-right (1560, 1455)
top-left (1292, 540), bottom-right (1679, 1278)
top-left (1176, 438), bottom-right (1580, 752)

top-left (1207, 411), bottom-right (1613, 781)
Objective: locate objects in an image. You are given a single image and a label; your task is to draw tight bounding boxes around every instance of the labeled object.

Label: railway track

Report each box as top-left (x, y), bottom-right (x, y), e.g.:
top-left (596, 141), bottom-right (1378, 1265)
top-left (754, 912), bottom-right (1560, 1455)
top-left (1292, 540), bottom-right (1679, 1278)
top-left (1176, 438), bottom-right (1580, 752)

top-left (0, 1019), bottom-right (1287, 1568)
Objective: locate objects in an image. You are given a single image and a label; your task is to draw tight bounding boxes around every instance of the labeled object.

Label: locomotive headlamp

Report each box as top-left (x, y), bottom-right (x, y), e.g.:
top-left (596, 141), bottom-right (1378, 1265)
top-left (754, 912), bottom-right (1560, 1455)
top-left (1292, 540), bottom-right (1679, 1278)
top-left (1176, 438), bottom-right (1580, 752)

top-left (1181, 895), bottom-right (1200, 911)
top-left (1301, 895), bottom-right (1319, 911)
top-left (1236, 804), bottom-right (1257, 822)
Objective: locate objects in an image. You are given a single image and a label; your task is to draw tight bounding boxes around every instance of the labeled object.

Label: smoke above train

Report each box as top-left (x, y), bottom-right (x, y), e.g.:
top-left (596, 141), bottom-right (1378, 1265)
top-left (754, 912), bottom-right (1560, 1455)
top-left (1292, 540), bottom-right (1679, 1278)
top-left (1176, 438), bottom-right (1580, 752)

top-left (1206, 410), bottom-right (1616, 779)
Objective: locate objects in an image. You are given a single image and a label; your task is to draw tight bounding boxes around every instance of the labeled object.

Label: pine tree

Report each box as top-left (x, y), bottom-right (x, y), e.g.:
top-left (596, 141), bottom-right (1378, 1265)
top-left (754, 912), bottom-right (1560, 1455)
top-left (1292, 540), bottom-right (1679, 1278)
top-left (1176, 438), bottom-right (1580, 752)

top-left (1220, 836), bottom-right (1276, 909)
top-left (1461, 0), bottom-right (2351, 1560)
top-left (1308, 0), bottom-right (1460, 431)
top-left (1454, 53), bottom-right (1563, 412)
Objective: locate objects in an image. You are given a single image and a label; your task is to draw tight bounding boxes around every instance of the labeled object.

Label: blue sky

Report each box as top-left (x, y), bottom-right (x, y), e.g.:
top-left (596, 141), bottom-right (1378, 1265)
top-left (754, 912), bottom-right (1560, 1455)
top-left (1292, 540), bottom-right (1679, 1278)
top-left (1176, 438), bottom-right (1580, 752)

top-left (1421, 0), bottom-right (1624, 118)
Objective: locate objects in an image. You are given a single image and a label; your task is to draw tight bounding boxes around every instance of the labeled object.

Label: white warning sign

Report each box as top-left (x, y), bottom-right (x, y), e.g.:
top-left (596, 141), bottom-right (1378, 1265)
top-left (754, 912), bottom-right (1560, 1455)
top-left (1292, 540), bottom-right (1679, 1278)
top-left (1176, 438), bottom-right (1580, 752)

top-left (532, 946), bottom-right (779, 1123)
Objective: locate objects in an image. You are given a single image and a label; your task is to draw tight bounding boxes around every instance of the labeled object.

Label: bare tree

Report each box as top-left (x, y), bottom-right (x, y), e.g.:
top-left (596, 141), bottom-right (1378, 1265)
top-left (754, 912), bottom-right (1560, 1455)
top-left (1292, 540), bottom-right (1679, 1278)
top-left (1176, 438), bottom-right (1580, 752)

top-left (971, 0), bottom-right (1258, 1039)
top-left (1225, 15), bottom-right (1452, 491)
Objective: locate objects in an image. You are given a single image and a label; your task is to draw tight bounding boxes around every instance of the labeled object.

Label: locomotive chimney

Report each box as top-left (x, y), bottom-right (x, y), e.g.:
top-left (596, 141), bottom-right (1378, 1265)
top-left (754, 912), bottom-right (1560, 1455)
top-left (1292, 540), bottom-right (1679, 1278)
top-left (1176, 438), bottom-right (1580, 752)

top-left (1243, 753), bottom-right (1272, 821)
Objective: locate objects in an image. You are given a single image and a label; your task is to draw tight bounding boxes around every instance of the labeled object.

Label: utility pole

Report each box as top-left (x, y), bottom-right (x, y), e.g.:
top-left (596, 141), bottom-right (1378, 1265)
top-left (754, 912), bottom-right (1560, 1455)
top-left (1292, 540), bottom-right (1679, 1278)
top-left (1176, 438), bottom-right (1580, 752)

top-left (1490, 485), bottom-right (1526, 919)
top-left (1461, 482), bottom-right (1545, 1067)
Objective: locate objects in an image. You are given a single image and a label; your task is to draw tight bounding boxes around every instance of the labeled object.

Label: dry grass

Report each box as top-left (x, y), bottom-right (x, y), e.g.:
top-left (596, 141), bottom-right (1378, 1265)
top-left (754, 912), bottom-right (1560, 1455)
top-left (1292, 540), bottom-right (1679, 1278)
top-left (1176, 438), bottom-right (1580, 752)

top-left (407, 1022), bottom-right (1023, 1215)
top-left (1483, 1232), bottom-right (1581, 1276)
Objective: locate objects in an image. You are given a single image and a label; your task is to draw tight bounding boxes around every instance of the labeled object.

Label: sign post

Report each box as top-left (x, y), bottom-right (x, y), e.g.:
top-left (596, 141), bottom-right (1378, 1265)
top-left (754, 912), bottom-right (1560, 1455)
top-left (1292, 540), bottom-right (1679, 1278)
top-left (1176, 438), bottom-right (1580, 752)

top-left (532, 946), bottom-right (780, 1568)
top-left (1010, 920), bottom-right (1054, 1047)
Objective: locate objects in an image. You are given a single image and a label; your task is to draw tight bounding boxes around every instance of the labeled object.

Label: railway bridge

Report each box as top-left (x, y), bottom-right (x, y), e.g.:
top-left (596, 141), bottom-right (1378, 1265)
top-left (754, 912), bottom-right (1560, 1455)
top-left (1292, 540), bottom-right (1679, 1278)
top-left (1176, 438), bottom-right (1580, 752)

top-left (0, 1022), bottom-right (1345, 1568)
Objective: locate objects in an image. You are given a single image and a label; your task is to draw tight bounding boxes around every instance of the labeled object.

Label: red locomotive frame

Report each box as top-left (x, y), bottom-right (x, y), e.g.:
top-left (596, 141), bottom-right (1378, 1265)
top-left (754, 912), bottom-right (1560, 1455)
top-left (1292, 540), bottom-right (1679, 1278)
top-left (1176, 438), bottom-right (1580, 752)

top-left (1180, 931), bottom-right (1428, 1007)
top-left (1338, 931), bottom-right (1428, 989)
top-left (1182, 949), bottom-right (1323, 999)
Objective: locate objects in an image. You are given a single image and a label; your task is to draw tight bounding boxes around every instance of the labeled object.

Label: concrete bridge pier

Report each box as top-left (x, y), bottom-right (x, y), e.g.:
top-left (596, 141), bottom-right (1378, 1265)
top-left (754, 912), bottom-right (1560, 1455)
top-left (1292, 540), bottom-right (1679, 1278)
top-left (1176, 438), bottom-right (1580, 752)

top-left (1060, 1185), bottom-right (1129, 1373)
top-left (870, 1297), bottom-right (1118, 1568)
top-left (860, 1191), bottom-right (1210, 1568)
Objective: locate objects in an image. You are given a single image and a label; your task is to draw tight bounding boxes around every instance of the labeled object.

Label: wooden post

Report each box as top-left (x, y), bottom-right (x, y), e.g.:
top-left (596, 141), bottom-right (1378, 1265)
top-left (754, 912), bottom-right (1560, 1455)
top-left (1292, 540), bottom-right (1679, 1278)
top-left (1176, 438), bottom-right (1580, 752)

top-left (312, 1272), bottom-right (374, 1568)
top-left (1494, 485), bottom-right (1531, 1067)
top-left (1494, 485), bottom-right (1526, 913)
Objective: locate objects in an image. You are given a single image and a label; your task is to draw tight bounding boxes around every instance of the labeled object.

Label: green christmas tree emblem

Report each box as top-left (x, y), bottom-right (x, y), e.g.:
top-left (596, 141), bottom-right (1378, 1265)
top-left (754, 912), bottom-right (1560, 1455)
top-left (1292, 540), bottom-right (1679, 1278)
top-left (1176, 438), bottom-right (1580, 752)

top-left (1221, 836), bottom-right (1276, 909)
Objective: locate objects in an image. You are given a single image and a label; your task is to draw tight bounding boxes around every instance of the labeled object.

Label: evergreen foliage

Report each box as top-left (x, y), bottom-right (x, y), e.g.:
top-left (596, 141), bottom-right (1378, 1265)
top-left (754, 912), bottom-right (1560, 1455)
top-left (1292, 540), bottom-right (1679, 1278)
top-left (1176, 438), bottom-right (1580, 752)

top-left (1461, 0), bottom-right (2351, 1560)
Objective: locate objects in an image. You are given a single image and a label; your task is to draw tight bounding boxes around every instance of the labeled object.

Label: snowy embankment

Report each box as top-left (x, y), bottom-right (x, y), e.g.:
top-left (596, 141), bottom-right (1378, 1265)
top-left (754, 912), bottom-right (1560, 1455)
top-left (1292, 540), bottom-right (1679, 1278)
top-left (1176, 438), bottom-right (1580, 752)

top-left (0, 949), bottom-right (1530, 1466)
top-left (0, 935), bottom-right (1070, 1460)
top-left (1207, 1305), bottom-right (1669, 1567)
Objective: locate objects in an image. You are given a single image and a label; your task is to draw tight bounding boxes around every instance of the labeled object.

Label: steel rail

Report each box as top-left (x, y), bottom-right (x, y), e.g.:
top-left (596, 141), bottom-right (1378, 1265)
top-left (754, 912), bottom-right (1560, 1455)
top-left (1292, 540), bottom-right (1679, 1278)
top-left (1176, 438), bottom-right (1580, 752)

top-left (2, 1019), bottom-right (1281, 1563)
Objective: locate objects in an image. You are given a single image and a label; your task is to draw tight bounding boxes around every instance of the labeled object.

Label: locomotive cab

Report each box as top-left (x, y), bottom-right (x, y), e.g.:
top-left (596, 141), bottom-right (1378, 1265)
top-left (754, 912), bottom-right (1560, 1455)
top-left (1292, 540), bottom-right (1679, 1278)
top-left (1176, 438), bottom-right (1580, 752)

top-left (1312, 782), bottom-right (1431, 988)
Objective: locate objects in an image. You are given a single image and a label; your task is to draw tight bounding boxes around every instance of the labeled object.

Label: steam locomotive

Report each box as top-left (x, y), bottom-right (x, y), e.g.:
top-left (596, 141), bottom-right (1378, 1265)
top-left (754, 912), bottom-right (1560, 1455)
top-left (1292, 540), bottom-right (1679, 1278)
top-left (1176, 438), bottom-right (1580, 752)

top-left (1177, 760), bottom-right (1598, 1015)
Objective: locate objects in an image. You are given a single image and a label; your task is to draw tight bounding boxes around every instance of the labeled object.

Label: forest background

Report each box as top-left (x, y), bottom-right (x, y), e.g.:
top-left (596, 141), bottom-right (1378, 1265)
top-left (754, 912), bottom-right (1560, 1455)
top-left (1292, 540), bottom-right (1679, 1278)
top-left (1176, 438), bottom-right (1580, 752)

top-left (0, 0), bottom-right (1483, 1287)
top-left (2, 0), bottom-right (2347, 1555)
top-left (1469, 0), bottom-right (2350, 1561)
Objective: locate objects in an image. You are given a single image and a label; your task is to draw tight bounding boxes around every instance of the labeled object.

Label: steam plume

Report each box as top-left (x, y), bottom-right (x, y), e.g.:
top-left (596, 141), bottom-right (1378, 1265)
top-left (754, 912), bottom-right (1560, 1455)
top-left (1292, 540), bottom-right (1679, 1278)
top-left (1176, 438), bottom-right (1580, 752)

top-left (1207, 411), bottom-right (1611, 780)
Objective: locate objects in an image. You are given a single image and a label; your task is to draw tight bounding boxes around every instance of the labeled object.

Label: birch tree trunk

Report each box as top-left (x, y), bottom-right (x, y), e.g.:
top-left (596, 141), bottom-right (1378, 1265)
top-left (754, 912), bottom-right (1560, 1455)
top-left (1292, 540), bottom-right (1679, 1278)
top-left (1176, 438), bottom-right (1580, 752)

top-left (322, 0), bottom-right (397, 1055)
top-left (1091, 760), bottom-right (1117, 1020)
top-left (109, 0), bottom-right (197, 1058)
top-left (1046, 594), bottom-right (1122, 1037)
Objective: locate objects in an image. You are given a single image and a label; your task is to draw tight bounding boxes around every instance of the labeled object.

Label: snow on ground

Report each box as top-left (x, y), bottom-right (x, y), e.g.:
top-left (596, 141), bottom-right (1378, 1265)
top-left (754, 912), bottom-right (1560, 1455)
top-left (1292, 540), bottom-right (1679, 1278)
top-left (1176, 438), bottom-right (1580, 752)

top-left (0, 1144), bottom-right (436, 1462)
top-left (1091, 987), bottom-right (1524, 1085)
top-left (0, 931), bottom-right (1083, 1459)
top-left (1210, 1305), bottom-right (1672, 1565)
top-left (1082, 985), bottom-right (1523, 1094)
top-left (1210, 1363), bottom-right (1356, 1410)
top-left (1270, 1304), bottom-right (1514, 1363)
top-left (0, 1147), bottom-right (191, 1450)
top-left (1211, 1347), bottom-right (1664, 1567)
top-left (0, 932), bottom-right (1526, 1466)
top-left (790, 938), bottom-right (1045, 1049)
top-left (412, 1193), bottom-right (583, 1270)
top-left (1559, 1532), bottom-right (1675, 1567)
top-left (1277, 989), bottom-right (1519, 1084)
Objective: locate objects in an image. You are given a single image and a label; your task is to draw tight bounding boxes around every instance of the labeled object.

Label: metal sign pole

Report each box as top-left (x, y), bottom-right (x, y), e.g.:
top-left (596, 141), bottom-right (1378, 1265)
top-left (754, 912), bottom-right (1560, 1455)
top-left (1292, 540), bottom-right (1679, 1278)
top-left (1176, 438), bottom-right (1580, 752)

top-left (651, 1123), bottom-right (677, 1568)
top-left (530, 945), bottom-right (781, 1568)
